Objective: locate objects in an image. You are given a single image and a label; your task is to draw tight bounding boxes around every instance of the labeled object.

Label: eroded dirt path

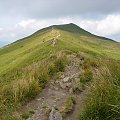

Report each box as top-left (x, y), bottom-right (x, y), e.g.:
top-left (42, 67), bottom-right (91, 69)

top-left (18, 55), bottom-right (89, 120)
top-left (65, 87), bottom-right (90, 120)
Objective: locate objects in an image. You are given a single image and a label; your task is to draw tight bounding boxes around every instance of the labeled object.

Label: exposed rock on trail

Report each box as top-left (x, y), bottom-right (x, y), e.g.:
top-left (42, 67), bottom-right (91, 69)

top-left (49, 107), bottom-right (62, 120)
top-left (18, 55), bottom-right (89, 120)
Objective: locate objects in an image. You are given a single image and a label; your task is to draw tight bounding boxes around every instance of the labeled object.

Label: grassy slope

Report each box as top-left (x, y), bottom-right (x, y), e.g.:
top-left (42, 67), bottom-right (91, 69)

top-left (0, 24), bottom-right (120, 76)
top-left (0, 23), bottom-right (120, 119)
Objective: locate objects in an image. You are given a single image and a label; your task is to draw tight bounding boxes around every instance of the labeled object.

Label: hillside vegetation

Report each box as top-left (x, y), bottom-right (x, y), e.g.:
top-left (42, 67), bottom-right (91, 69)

top-left (0, 23), bottom-right (120, 120)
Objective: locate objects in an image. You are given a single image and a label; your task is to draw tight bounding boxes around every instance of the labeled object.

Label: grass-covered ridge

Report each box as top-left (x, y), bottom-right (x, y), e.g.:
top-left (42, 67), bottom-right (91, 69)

top-left (0, 23), bottom-right (120, 76)
top-left (0, 23), bottom-right (120, 119)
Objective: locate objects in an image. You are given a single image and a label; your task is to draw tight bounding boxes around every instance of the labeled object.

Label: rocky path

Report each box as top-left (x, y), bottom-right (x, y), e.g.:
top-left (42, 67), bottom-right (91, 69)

top-left (51, 29), bottom-right (60, 47)
top-left (18, 55), bottom-right (89, 120)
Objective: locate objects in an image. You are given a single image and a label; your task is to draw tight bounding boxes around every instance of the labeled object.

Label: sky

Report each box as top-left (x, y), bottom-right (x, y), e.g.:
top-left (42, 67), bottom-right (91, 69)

top-left (0, 0), bottom-right (120, 47)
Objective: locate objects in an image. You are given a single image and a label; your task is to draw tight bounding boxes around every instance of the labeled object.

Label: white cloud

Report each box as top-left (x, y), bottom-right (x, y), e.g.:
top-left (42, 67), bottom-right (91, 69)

top-left (18, 19), bottom-right (36, 28)
top-left (97, 15), bottom-right (120, 35)
top-left (78, 14), bottom-right (120, 36)
top-left (18, 14), bottom-right (119, 37)
top-left (0, 28), bottom-right (3, 34)
top-left (0, 28), bottom-right (3, 31)
top-left (17, 18), bottom-right (68, 30)
top-left (16, 14), bottom-right (120, 38)
top-left (0, 14), bottom-right (120, 47)
top-left (9, 33), bottom-right (16, 38)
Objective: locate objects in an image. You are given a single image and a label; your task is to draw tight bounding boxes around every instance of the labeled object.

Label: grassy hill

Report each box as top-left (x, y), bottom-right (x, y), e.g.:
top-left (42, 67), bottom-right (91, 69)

top-left (0, 23), bottom-right (120, 120)
top-left (0, 23), bottom-right (120, 76)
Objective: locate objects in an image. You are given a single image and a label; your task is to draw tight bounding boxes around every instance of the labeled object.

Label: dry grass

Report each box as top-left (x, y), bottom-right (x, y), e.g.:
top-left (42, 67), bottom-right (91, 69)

top-left (79, 64), bottom-right (120, 120)
top-left (0, 51), bottom-right (68, 119)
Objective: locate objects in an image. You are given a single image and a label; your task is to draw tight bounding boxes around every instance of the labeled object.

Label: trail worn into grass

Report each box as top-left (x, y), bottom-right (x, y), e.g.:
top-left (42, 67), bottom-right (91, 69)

top-left (18, 55), bottom-right (89, 120)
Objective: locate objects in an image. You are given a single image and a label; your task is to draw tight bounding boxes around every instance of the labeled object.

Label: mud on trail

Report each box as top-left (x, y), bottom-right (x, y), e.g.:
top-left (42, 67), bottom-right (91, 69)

top-left (18, 55), bottom-right (90, 120)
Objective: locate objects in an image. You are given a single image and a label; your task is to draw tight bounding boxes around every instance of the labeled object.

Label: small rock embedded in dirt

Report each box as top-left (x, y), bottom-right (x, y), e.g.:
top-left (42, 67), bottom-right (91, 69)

top-left (37, 98), bottom-right (41, 101)
top-left (69, 88), bottom-right (73, 94)
top-left (54, 87), bottom-right (59, 91)
top-left (51, 81), bottom-right (55, 85)
top-left (59, 79), bottom-right (72, 89)
top-left (55, 80), bottom-right (59, 84)
top-left (49, 107), bottom-right (62, 120)
top-left (59, 82), bottom-right (66, 89)
top-left (66, 83), bottom-right (72, 88)
top-left (62, 77), bottom-right (70, 83)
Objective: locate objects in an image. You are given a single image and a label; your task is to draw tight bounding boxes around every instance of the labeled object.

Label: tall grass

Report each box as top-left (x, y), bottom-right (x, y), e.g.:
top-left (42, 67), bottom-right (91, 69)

top-left (0, 51), bottom-right (67, 119)
top-left (80, 57), bottom-right (94, 85)
top-left (79, 64), bottom-right (120, 120)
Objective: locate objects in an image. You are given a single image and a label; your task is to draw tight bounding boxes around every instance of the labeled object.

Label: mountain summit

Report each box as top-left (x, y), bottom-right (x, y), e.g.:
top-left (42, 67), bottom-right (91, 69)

top-left (31, 23), bottom-right (92, 37)
top-left (49, 23), bottom-right (91, 35)
top-left (28, 23), bottom-right (114, 42)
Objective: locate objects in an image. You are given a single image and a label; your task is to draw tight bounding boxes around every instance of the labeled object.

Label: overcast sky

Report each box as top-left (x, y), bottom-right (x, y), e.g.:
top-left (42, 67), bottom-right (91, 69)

top-left (0, 0), bottom-right (120, 47)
